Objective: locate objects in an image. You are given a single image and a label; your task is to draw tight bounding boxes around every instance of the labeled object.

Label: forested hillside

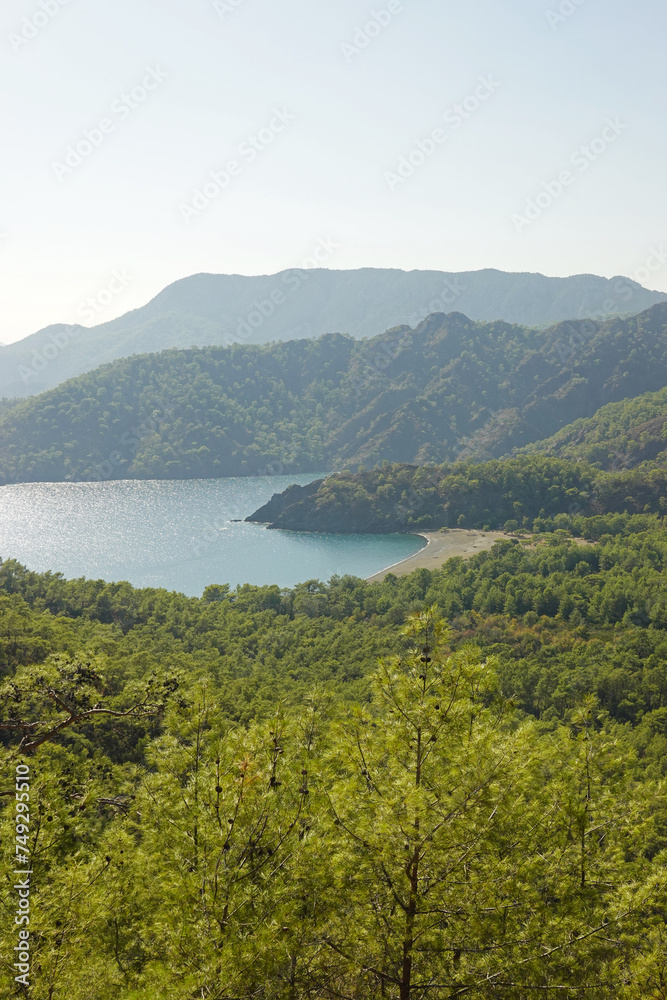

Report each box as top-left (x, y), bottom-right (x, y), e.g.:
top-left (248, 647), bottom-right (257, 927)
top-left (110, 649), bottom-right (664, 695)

top-left (2, 303), bottom-right (667, 485)
top-left (0, 397), bottom-right (19, 419)
top-left (248, 455), bottom-right (667, 533)
top-left (1, 513), bottom-right (667, 997)
top-left (522, 386), bottom-right (667, 470)
top-left (3, 266), bottom-right (665, 399)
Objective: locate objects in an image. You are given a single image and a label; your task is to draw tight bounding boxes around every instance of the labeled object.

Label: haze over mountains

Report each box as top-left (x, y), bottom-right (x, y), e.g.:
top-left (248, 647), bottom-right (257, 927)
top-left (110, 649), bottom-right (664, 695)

top-left (1, 302), bottom-right (666, 486)
top-left (2, 266), bottom-right (666, 400)
top-left (523, 387), bottom-right (667, 470)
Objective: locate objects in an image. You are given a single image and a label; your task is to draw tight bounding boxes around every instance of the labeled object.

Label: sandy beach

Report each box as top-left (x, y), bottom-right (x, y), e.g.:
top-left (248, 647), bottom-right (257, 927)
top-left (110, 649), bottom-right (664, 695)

top-left (366, 529), bottom-right (509, 583)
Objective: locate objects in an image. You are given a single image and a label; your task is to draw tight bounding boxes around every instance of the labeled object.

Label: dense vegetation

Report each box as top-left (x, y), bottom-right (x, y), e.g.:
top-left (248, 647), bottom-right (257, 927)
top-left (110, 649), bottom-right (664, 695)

top-left (522, 386), bottom-right (667, 470)
top-left (2, 513), bottom-right (667, 996)
top-left (0, 397), bottom-right (19, 419)
top-left (248, 455), bottom-right (667, 533)
top-left (2, 303), bottom-right (667, 484)
top-left (2, 293), bottom-right (667, 995)
top-left (3, 267), bottom-right (665, 400)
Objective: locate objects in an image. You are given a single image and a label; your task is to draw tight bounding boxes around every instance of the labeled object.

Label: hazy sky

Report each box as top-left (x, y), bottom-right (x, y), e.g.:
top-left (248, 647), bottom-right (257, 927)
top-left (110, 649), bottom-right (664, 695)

top-left (2, 0), bottom-right (666, 344)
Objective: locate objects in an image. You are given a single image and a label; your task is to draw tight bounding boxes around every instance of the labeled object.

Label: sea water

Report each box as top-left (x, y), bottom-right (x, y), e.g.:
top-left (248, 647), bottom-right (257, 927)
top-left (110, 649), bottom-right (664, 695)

top-left (0, 476), bottom-right (425, 597)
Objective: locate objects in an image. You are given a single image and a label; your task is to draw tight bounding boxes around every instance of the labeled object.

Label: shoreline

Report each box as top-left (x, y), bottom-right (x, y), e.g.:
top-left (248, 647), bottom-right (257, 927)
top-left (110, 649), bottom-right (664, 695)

top-left (366, 529), bottom-right (508, 583)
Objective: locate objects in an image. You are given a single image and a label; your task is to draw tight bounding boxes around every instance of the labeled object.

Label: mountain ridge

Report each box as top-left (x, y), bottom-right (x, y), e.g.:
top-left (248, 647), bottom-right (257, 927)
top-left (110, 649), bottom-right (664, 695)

top-left (521, 386), bottom-right (667, 470)
top-left (2, 266), bottom-right (666, 399)
top-left (1, 302), bottom-right (666, 486)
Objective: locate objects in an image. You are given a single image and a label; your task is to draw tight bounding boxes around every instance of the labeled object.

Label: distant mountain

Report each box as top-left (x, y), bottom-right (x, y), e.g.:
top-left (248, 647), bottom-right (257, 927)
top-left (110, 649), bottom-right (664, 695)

top-left (520, 387), bottom-right (667, 470)
top-left (2, 267), bottom-right (665, 399)
top-left (1, 303), bottom-right (666, 486)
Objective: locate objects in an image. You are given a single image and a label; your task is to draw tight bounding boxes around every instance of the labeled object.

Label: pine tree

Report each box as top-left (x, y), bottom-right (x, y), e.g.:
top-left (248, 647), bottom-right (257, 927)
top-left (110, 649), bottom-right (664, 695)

top-left (317, 607), bottom-right (663, 997)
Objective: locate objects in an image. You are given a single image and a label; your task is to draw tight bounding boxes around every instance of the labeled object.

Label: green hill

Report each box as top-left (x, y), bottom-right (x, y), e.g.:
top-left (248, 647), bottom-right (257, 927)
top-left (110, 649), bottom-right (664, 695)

top-left (1, 303), bottom-right (667, 485)
top-left (246, 455), bottom-right (667, 534)
top-left (521, 387), bottom-right (667, 470)
top-left (0, 397), bottom-right (19, 418)
top-left (2, 512), bottom-right (667, 995)
top-left (2, 266), bottom-right (665, 399)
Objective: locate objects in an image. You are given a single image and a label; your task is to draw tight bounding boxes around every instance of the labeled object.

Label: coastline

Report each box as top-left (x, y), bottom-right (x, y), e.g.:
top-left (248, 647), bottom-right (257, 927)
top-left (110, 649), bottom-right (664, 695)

top-left (366, 529), bottom-right (508, 583)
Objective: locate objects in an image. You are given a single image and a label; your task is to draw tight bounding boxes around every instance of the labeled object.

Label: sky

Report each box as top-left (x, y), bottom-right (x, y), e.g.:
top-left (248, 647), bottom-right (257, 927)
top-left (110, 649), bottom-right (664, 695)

top-left (1, 0), bottom-right (666, 345)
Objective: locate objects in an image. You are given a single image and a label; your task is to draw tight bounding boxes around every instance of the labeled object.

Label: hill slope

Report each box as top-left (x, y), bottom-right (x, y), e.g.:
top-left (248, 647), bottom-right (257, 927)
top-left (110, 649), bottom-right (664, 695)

top-left (1, 303), bottom-right (667, 485)
top-left (2, 525), bottom-right (667, 994)
top-left (2, 266), bottom-right (665, 399)
top-left (246, 456), bottom-right (667, 533)
top-left (520, 387), bottom-right (667, 470)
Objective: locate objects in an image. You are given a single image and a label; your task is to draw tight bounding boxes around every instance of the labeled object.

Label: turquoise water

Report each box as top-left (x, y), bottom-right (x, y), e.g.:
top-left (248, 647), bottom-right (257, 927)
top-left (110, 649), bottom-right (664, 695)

top-left (0, 477), bottom-right (425, 597)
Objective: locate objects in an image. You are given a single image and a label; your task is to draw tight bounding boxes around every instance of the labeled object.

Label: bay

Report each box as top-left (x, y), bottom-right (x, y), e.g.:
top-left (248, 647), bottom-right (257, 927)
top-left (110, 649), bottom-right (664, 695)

top-left (0, 476), bottom-right (425, 597)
